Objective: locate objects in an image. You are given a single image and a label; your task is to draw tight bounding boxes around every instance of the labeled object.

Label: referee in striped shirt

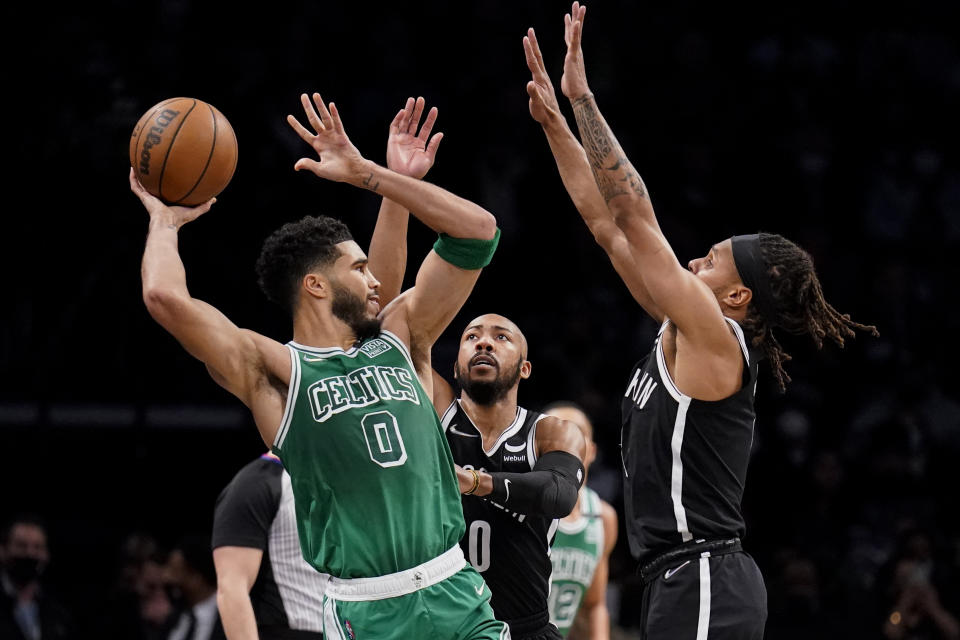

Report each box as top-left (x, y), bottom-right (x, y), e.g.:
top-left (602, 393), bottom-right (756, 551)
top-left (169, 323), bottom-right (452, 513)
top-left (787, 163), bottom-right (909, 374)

top-left (212, 452), bottom-right (327, 639)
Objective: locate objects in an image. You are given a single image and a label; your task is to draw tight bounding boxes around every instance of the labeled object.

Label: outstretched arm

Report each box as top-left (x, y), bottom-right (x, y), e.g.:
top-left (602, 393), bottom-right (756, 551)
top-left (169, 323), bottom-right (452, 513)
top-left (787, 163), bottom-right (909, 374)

top-left (368, 96), bottom-right (444, 306)
top-left (287, 93), bottom-right (497, 369)
top-left (133, 170), bottom-right (290, 446)
top-left (560, 3), bottom-right (727, 343)
top-left (458, 417), bottom-right (586, 518)
top-left (523, 26), bottom-right (663, 322)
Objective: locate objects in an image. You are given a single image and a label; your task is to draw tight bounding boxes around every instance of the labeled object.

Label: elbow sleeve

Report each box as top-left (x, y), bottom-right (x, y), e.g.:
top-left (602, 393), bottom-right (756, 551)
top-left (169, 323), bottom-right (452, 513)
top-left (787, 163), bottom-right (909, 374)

top-left (487, 450), bottom-right (584, 518)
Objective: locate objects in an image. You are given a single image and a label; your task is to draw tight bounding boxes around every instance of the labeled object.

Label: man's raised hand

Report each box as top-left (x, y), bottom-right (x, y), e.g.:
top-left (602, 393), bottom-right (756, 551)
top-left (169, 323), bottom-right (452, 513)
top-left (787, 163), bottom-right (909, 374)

top-left (523, 28), bottom-right (564, 126)
top-left (561, 2), bottom-right (591, 100)
top-left (287, 92), bottom-right (366, 183)
top-left (387, 96), bottom-right (443, 179)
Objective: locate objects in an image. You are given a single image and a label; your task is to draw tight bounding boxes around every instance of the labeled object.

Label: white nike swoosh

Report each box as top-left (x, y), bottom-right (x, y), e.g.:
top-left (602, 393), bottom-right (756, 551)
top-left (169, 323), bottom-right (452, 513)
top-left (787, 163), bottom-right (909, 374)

top-left (503, 441), bottom-right (526, 453)
top-left (449, 426), bottom-right (480, 438)
top-left (303, 355), bottom-right (328, 362)
top-left (475, 583), bottom-right (486, 596)
top-left (504, 478), bottom-right (511, 502)
top-left (663, 560), bottom-right (691, 580)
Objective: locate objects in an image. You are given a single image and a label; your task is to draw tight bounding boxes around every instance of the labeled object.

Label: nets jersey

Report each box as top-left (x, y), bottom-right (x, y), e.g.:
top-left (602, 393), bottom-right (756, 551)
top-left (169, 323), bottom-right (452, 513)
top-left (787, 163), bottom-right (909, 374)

top-left (548, 487), bottom-right (605, 636)
top-left (272, 331), bottom-right (464, 578)
top-left (441, 400), bottom-right (560, 625)
top-left (621, 318), bottom-right (759, 561)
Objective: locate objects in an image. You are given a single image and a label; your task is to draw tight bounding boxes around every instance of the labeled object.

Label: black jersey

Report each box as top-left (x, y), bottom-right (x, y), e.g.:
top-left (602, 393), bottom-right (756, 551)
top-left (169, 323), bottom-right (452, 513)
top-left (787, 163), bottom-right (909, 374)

top-left (441, 400), bottom-right (560, 627)
top-left (621, 318), bottom-right (760, 562)
top-left (212, 455), bottom-right (326, 638)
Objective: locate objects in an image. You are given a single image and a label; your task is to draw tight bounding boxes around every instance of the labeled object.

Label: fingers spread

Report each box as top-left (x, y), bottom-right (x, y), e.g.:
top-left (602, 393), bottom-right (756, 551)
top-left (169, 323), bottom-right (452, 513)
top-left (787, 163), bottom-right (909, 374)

top-left (529, 28), bottom-right (546, 69)
top-left (390, 108), bottom-right (405, 134)
top-left (311, 93), bottom-right (334, 129)
top-left (328, 102), bottom-right (345, 134)
top-left (426, 131), bottom-right (444, 156)
top-left (287, 114), bottom-right (316, 143)
top-left (300, 93), bottom-right (325, 133)
top-left (409, 97), bottom-right (425, 135)
top-left (418, 106), bottom-right (438, 142)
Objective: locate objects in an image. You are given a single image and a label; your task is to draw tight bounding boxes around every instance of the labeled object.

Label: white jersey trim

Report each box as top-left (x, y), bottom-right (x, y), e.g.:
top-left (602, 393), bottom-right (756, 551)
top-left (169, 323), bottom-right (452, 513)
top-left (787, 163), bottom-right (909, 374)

top-left (697, 553), bottom-right (712, 640)
top-left (288, 340), bottom-right (359, 358)
top-left (274, 345), bottom-right (301, 450)
top-left (440, 400), bottom-right (458, 431)
top-left (454, 400), bottom-right (527, 457)
top-left (655, 329), bottom-right (686, 404)
top-left (723, 317), bottom-right (750, 364)
top-left (526, 412), bottom-right (549, 470)
top-left (379, 330), bottom-right (416, 371)
top-left (670, 396), bottom-right (693, 542)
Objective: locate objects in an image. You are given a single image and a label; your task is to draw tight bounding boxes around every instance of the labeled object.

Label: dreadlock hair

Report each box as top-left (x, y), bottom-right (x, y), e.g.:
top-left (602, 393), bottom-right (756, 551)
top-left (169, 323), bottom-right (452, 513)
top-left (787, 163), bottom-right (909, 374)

top-left (741, 233), bottom-right (878, 392)
top-left (255, 215), bottom-right (353, 315)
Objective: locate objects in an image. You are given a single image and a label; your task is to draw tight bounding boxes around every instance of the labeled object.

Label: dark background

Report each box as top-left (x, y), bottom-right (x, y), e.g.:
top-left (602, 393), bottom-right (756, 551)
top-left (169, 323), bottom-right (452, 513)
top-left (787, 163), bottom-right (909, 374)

top-left (3, 0), bottom-right (959, 637)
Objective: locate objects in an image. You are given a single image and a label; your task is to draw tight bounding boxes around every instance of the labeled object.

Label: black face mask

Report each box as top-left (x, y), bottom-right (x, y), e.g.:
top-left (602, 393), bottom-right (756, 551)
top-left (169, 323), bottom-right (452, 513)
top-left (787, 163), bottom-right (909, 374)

top-left (5, 556), bottom-right (44, 586)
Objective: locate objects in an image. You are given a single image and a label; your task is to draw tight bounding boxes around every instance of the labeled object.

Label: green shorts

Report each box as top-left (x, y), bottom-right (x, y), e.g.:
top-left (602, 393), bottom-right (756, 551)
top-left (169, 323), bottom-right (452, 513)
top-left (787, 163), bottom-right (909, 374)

top-left (322, 547), bottom-right (509, 640)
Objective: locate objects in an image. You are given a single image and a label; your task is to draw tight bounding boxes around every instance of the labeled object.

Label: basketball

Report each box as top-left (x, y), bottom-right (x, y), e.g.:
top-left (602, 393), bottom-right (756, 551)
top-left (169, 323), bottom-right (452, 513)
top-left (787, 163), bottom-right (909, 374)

top-left (129, 97), bottom-right (238, 206)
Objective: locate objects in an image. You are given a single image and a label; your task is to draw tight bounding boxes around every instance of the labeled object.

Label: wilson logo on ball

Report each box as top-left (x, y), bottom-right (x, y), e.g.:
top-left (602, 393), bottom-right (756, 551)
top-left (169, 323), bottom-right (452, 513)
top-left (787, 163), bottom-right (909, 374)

top-left (137, 108), bottom-right (180, 176)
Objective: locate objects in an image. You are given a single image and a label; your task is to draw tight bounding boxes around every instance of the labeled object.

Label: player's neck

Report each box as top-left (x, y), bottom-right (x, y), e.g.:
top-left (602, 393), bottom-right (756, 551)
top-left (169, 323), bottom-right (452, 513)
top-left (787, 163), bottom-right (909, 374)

top-left (292, 306), bottom-right (361, 351)
top-left (458, 391), bottom-right (520, 442)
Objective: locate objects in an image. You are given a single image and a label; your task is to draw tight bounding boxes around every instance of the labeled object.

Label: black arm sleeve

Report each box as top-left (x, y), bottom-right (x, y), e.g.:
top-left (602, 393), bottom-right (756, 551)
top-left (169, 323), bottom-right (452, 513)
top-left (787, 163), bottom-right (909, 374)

top-left (486, 450), bottom-right (584, 518)
top-left (211, 458), bottom-right (282, 550)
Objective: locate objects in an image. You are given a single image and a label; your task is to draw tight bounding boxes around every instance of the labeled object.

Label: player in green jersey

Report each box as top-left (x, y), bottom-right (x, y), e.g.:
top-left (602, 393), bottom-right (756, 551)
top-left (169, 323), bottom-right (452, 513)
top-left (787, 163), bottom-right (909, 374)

top-left (544, 403), bottom-right (618, 640)
top-left (133, 92), bottom-right (509, 639)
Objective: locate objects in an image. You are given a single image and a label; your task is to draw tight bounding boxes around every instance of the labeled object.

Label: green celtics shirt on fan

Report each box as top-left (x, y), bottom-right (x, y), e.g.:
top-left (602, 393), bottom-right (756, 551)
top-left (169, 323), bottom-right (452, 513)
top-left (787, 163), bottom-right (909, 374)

top-left (549, 487), bottom-right (606, 636)
top-left (272, 330), bottom-right (464, 578)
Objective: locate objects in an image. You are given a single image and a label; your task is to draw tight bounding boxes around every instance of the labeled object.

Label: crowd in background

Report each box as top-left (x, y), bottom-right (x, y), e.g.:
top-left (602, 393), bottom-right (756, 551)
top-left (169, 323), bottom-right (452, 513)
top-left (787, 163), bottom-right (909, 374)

top-left (3, 0), bottom-right (958, 638)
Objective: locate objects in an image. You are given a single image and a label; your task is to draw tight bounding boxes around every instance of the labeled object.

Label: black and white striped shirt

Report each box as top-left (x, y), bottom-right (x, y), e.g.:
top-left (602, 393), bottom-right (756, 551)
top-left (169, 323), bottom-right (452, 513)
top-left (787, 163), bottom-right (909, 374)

top-left (213, 454), bottom-right (327, 638)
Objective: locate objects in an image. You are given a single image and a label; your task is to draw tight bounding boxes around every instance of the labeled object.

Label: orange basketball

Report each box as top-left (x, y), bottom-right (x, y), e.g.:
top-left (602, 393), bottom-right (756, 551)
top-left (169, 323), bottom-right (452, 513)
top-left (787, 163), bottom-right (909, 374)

top-left (129, 97), bottom-right (238, 206)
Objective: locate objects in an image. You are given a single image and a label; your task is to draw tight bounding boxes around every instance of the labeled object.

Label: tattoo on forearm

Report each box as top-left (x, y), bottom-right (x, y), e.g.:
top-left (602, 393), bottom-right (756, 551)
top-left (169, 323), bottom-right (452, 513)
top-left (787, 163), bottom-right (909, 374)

top-left (571, 95), bottom-right (647, 203)
top-left (362, 172), bottom-right (381, 193)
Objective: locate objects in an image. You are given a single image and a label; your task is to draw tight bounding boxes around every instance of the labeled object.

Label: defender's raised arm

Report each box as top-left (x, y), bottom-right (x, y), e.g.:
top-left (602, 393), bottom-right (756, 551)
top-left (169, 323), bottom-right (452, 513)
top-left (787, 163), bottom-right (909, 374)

top-left (288, 93), bottom-right (499, 373)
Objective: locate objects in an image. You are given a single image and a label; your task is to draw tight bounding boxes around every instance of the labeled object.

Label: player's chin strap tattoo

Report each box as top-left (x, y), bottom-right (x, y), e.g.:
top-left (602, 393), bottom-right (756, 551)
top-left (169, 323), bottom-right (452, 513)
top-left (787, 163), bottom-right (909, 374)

top-left (485, 451), bottom-right (584, 518)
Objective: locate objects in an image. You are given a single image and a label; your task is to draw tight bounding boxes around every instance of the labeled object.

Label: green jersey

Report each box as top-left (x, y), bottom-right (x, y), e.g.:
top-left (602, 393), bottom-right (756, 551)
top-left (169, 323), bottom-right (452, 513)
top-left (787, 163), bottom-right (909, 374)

top-left (272, 330), bottom-right (464, 579)
top-left (548, 487), bottom-right (605, 636)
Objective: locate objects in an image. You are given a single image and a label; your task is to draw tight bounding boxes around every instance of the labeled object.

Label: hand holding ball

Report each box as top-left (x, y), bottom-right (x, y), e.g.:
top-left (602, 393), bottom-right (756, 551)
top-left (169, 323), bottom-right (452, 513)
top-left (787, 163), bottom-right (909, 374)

top-left (129, 98), bottom-right (238, 206)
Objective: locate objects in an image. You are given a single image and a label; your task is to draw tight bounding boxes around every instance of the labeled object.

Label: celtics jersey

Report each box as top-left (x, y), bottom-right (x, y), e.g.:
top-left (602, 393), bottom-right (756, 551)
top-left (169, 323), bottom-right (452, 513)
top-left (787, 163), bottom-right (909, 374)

top-left (271, 330), bottom-right (464, 579)
top-left (548, 487), bottom-right (605, 636)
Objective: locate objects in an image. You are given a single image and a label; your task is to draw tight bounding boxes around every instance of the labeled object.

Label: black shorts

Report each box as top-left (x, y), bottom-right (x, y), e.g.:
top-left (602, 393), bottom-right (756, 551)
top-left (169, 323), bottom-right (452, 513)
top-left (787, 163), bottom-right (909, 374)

top-left (640, 551), bottom-right (767, 640)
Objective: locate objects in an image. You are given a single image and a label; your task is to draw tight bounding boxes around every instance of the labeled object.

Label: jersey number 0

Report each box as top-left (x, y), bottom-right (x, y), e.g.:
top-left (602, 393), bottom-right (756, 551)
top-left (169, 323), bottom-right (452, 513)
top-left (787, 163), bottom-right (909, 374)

top-left (361, 410), bottom-right (408, 467)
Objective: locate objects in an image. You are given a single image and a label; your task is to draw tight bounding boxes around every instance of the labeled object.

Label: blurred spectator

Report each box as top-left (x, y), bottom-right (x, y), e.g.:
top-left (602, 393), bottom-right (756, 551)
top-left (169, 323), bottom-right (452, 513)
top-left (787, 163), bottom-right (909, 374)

top-left (0, 514), bottom-right (74, 640)
top-left (101, 533), bottom-right (174, 640)
top-left (878, 528), bottom-right (960, 640)
top-left (164, 535), bottom-right (225, 640)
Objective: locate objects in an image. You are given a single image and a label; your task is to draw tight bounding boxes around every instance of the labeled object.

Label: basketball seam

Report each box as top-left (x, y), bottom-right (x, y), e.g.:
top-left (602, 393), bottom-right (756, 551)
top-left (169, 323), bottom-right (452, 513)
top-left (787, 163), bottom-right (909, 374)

top-left (173, 102), bottom-right (219, 205)
top-left (132, 97), bottom-right (180, 172)
top-left (158, 99), bottom-right (198, 202)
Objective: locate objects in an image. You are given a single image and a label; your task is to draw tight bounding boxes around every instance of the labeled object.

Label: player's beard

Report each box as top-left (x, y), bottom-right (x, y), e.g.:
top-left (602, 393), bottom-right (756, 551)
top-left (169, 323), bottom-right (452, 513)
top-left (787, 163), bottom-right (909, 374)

top-left (330, 281), bottom-right (381, 343)
top-left (455, 359), bottom-right (523, 406)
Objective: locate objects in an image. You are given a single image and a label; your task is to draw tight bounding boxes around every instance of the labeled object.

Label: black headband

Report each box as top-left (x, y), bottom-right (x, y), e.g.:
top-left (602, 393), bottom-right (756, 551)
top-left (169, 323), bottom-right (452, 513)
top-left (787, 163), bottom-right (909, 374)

top-left (731, 234), bottom-right (777, 324)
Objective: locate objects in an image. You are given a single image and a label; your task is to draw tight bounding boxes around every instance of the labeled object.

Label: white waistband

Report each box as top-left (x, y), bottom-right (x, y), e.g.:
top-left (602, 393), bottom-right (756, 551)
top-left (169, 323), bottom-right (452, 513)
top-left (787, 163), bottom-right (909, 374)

top-left (325, 545), bottom-right (466, 601)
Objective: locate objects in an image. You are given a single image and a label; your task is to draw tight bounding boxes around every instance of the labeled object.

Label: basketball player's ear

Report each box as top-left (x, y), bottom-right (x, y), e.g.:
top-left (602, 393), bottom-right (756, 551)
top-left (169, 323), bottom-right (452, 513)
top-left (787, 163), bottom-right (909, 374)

top-left (303, 273), bottom-right (331, 301)
top-left (520, 359), bottom-right (532, 380)
top-left (725, 284), bottom-right (752, 311)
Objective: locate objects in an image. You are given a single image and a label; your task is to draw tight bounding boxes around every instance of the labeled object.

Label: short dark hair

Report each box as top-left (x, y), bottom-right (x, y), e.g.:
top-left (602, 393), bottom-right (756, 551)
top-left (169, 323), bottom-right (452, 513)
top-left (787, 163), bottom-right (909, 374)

top-left (743, 233), bottom-right (878, 392)
top-left (255, 215), bottom-right (353, 315)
